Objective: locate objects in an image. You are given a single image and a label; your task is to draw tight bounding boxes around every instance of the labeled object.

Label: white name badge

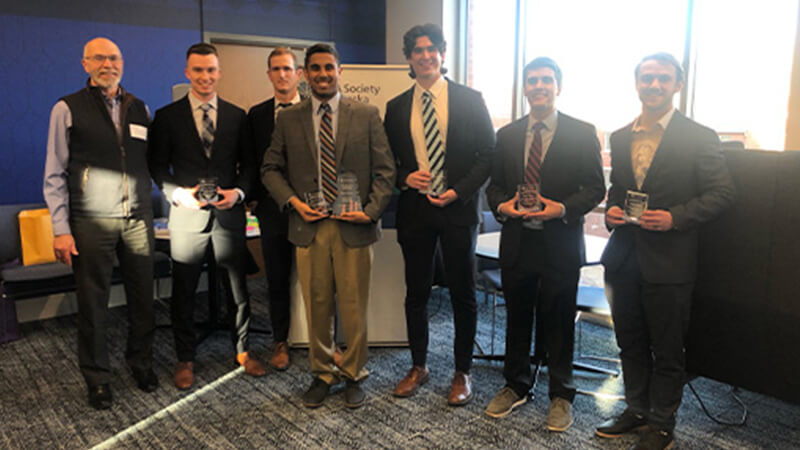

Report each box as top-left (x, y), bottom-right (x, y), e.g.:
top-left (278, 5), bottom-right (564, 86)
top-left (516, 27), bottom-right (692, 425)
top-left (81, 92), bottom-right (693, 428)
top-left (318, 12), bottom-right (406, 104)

top-left (129, 123), bottom-right (148, 141)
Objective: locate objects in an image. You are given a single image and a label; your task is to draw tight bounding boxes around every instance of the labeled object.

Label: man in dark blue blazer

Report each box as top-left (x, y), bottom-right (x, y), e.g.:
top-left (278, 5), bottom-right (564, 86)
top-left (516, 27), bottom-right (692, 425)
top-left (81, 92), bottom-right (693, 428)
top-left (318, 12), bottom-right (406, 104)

top-left (247, 47), bottom-right (303, 371)
top-left (597, 53), bottom-right (735, 450)
top-left (485, 57), bottom-right (605, 429)
top-left (384, 23), bottom-right (496, 406)
top-left (149, 43), bottom-right (265, 390)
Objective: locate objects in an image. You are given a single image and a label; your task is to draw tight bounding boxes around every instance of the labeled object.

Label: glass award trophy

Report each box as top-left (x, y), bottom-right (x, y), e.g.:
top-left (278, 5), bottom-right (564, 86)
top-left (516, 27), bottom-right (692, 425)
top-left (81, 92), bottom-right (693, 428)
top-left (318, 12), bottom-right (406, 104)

top-left (332, 171), bottom-right (363, 215)
top-left (305, 189), bottom-right (331, 214)
top-left (517, 183), bottom-right (541, 213)
top-left (197, 177), bottom-right (220, 203)
top-left (623, 190), bottom-right (649, 224)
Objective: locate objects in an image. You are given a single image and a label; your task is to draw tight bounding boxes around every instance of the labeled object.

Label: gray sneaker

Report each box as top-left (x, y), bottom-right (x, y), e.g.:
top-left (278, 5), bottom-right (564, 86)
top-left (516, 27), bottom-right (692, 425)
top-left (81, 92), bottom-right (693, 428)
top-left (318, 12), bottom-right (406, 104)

top-left (485, 386), bottom-right (527, 418)
top-left (547, 397), bottom-right (573, 431)
top-left (302, 377), bottom-right (331, 408)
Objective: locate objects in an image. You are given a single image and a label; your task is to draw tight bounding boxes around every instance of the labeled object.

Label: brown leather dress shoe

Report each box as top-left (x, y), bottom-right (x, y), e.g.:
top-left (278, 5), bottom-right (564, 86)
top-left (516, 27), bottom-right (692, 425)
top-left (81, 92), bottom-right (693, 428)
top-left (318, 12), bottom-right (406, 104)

top-left (448, 371), bottom-right (473, 406)
top-left (173, 361), bottom-right (195, 390)
top-left (237, 352), bottom-right (267, 377)
top-left (393, 366), bottom-right (430, 397)
top-left (269, 342), bottom-right (290, 371)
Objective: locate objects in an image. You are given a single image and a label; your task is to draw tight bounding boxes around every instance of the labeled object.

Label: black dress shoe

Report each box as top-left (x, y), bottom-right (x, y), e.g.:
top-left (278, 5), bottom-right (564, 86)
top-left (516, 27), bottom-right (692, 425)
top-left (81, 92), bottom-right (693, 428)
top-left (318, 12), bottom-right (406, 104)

top-left (630, 428), bottom-right (674, 450)
top-left (344, 379), bottom-right (365, 409)
top-left (596, 409), bottom-right (648, 438)
top-left (88, 384), bottom-right (113, 410)
top-left (132, 369), bottom-right (159, 393)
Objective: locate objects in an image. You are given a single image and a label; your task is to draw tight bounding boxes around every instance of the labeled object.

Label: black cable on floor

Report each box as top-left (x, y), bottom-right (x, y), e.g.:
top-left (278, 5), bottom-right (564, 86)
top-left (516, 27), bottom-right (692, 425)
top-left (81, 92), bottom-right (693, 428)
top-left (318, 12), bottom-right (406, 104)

top-left (687, 381), bottom-right (748, 426)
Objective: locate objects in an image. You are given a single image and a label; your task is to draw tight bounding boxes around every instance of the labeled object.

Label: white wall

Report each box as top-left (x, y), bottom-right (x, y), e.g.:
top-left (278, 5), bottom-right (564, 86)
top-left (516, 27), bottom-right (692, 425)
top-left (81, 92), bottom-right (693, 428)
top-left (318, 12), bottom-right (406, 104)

top-left (386, 0), bottom-right (443, 64)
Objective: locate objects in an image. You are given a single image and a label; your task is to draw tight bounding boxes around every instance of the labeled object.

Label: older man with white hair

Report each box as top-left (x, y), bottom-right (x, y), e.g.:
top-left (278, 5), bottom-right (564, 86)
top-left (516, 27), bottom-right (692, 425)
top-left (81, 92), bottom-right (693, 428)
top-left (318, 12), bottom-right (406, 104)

top-left (44, 37), bottom-right (157, 410)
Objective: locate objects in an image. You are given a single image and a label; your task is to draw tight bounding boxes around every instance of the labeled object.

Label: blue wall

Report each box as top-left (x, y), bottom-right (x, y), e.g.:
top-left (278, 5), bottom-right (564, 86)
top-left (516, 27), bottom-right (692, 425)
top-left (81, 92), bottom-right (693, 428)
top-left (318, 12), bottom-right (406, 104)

top-left (0, 0), bottom-right (386, 205)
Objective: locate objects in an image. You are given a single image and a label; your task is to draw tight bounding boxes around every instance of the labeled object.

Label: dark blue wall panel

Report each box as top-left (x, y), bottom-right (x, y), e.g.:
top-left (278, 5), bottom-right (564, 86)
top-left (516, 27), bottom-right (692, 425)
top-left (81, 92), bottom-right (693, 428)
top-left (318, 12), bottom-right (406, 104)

top-left (0, 0), bottom-right (385, 205)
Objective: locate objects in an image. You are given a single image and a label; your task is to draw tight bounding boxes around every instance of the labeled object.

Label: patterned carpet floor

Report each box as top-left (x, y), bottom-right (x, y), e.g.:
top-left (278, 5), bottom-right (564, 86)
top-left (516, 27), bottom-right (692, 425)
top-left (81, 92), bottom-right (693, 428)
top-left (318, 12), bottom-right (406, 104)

top-left (1, 280), bottom-right (798, 449)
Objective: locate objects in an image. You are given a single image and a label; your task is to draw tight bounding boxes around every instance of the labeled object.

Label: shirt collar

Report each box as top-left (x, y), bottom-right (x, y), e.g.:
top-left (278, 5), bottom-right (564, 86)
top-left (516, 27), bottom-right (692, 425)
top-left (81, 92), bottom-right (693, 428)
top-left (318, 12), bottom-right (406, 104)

top-left (86, 79), bottom-right (123, 104)
top-left (528, 109), bottom-right (558, 132)
top-left (311, 91), bottom-right (341, 115)
top-left (276, 92), bottom-right (301, 107)
top-left (414, 76), bottom-right (447, 100)
top-left (188, 92), bottom-right (218, 111)
top-left (633, 108), bottom-right (675, 133)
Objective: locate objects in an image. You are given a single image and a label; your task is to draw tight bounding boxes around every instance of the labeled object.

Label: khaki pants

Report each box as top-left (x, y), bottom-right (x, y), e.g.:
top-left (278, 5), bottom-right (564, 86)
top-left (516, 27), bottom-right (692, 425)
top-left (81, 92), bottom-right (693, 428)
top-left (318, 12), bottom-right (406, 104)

top-left (296, 219), bottom-right (372, 384)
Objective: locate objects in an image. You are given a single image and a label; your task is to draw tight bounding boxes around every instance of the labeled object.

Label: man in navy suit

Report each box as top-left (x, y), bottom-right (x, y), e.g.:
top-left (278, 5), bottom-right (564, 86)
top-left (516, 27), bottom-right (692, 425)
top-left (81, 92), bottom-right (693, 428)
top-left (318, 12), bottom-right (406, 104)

top-left (596, 53), bottom-right (735, 450)
top-left (149, 43), bottom-right (266, 390)
top-left (247, 47), bottom-right (303, 371)
top-left (384, 23), bottom-right (495, 406)
top-left (484, 57), bottom-right (605, 429)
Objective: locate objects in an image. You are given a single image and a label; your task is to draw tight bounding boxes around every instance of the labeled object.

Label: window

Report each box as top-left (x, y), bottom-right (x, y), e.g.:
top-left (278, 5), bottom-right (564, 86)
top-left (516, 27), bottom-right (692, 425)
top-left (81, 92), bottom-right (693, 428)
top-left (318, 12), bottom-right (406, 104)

top-left (522, 0), bottom-right (687, 140)
top-left (689, 0), bottom-right (798, 150)
top-left (466, 0), bottom-right (799, 150)
top-left (467, 0), bottom-right (518, 129)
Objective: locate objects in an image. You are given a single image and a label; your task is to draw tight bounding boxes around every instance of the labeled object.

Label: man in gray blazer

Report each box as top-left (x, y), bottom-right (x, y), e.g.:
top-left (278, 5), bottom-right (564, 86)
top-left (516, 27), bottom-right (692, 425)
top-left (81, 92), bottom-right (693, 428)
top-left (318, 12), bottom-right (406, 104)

top-left (262, 43), bottom-right (396, 409)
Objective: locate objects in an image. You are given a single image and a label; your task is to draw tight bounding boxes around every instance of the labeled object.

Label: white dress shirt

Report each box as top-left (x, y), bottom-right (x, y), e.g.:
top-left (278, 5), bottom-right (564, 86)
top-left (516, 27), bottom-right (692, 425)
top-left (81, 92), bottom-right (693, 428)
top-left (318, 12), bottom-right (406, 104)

top-left (410, 76), bottom-right (448, 173)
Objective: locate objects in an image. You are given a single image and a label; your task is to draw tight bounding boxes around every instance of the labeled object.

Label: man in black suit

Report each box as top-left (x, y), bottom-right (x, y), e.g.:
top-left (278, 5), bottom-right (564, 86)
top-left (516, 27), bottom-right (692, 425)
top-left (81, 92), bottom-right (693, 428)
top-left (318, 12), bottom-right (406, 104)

top-left (596, 53), bottom-right (735, 450)
top-left (149, 43), bottom-right (266, 390)
top-left (384, 23), bottom-right (495, 406)
top-left (484, 57), bottom-right (605, 429)
top-left (247, 47), bottom-right (302, 371)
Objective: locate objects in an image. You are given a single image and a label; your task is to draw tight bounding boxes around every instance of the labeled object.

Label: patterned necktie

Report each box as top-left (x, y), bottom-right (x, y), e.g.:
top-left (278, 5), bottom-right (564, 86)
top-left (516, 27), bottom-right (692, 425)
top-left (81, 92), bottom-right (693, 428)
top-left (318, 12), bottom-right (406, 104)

top-left (200, 103), bottom-right (214, 159)
top-left (524, 121), bottom-right (545, 186)
top-left (318, 103), bottom-right (337, 204)
top-left (421, 91), bottom-right (446, 194)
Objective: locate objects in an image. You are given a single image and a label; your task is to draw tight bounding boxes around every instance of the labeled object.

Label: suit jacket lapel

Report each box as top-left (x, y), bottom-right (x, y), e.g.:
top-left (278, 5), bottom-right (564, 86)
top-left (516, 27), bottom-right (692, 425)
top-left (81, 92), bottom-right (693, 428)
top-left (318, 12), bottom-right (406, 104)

top-left (543, 115), bottom-right (565, 172)
top-left (398, 87), bottom-right (414, 155)
top-left (179, 96), bottom-right (205, 157)
top-left (641, 111), bottom-right (684, 191)
top-left (298, 100), bottom-right (316, 163)
top-left (510, 118), bottom-right (528, 187)
top-left (336, 98), bottom-right (352, 166)
top-left (616, 124), bottom-right (636, 188)
top-left (445, 81), bottom-right (456, 151)
top-left (211, 100), bottom-right (227, 160)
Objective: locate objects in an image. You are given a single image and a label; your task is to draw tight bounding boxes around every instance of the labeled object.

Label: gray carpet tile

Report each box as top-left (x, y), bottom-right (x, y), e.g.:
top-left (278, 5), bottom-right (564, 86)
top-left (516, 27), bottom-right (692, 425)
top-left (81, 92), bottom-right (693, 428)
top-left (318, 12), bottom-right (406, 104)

top-left (1, 279), bottom-right (799, 449)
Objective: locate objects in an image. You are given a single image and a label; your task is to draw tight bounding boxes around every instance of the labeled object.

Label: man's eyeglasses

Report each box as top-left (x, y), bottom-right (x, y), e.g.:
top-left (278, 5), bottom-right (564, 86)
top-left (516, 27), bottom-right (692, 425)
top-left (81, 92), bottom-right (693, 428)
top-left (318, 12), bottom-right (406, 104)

top-left (639, 74), bottom-right (673, 84)
top-left (85, 54), bottom-right (122, 63)
top-left (526, 76), bottom-right (555, 86)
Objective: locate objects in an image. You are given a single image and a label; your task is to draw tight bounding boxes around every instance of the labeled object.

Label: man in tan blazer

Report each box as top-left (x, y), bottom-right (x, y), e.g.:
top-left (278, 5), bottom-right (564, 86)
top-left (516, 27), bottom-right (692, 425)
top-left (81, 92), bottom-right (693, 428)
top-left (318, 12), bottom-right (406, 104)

top-left (261, 43), bottom-right (396, 409)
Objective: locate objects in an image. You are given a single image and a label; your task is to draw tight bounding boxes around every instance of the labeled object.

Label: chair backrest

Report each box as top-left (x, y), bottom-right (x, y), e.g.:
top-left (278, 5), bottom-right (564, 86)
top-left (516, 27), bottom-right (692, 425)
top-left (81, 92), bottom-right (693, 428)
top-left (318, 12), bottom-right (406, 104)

top-left (480, 210), bottom-right (501, 233)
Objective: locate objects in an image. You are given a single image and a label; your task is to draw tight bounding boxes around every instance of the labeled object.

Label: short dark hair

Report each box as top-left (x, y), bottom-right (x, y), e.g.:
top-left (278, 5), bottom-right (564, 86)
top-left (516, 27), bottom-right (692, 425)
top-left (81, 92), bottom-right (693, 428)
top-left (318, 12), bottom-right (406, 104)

top-left (268, 47), bottom-right (297, 69)
top-left (186, 42), bottom-right (218, 60)
top-left (635, 52), bottom-right (684, 83)
top-left (304, 43), bottom-right (339, 67)
top-left (402, 23), bottom-right (448, 79)
top-left (523, 57), bottom-right (563, 88)
top-left (402, 23), bottom-right (446, 59)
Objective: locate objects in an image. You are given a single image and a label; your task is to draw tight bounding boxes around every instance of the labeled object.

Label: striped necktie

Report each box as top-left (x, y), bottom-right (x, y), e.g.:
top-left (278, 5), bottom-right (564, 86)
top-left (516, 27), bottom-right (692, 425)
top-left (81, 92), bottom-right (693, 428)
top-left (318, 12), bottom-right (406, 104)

top-left (318, 103), bottom-right (337, 205)
top-left (200, 103), bottom-right (214, 159)
top-left (422, 91), bottom-right (446, 194)
top-left (524, 121), bottom-right (545, 186)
